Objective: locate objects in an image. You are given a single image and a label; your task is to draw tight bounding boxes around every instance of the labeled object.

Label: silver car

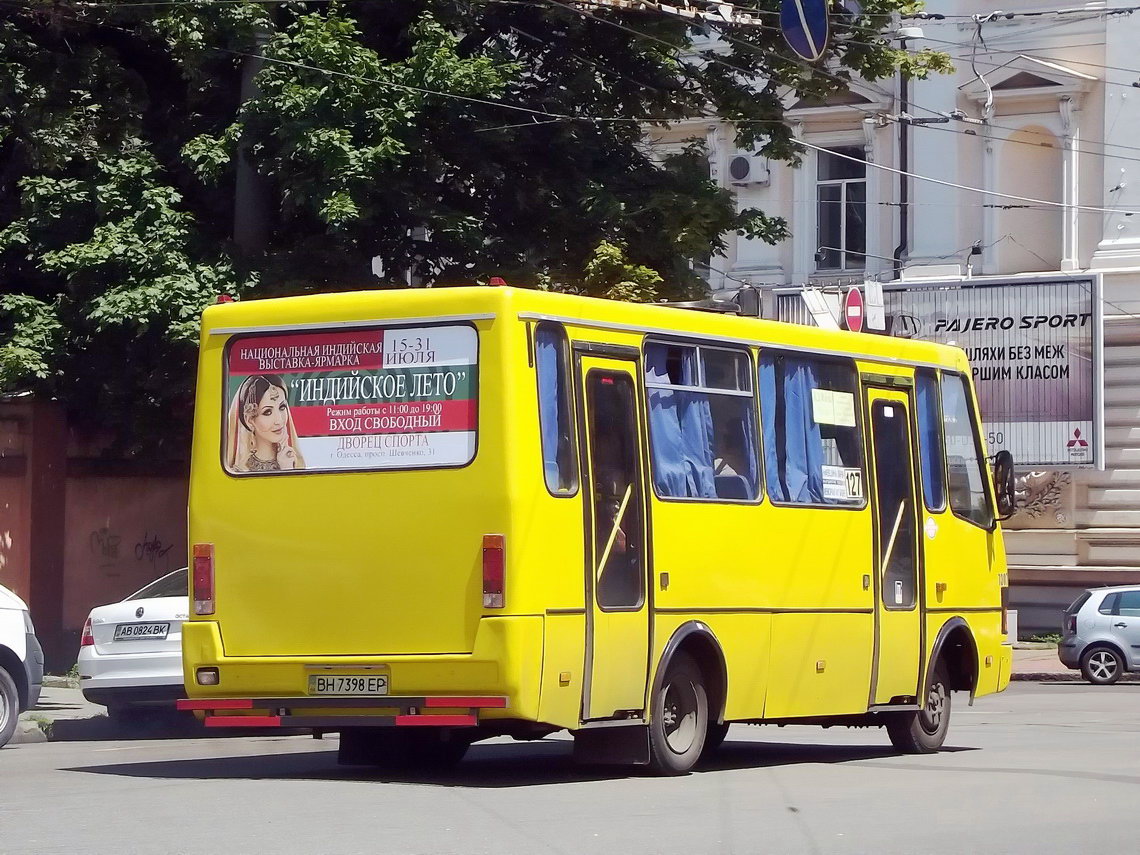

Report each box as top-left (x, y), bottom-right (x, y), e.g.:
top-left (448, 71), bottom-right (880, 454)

top-left (1058, 586), bottom-right (1140, 684)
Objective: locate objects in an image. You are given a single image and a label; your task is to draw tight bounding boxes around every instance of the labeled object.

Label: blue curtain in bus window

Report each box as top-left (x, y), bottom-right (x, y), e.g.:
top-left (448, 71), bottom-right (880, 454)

top-left (646, 345), bottom-right (716, 498)
top-left (783, 358), bottom-right (825, 503)
top-left (916, 372), bottom-right (946, 510)
top-left (760, 355), bottom-right (824, 503)
top-left (536, 327), bottom-right (566, 492)
top-left (759, 357), bottom-right (783, 501)
top-left (741, 403), bottom-right (759, 496)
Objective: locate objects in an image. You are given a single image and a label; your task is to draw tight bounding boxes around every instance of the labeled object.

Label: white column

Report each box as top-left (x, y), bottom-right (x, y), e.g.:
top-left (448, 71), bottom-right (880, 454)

top-left (1091, 14), bottom-right (1140, 268)
top-left (907, 72), bottom-right (964, 265)
top-left (791, 121), bottom-right (814, 283)
top-left (862, 117), bottom-right (883, 278)
top-left (1060, 96), bottom-right (1080, 272)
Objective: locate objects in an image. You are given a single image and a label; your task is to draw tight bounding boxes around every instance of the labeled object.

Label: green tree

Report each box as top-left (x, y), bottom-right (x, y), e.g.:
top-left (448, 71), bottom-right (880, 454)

top-left (0, 0), bottom-right (945, 454)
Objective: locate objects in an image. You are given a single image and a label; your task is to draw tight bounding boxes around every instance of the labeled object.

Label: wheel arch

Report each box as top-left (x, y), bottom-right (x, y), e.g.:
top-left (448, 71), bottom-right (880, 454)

top-left (925, 617), bottom-right (979, 700)
top-left (651, 621), bottom-right (728, 725)
top-left (1081, 638), bottom-right (1128, 666)
top-left (0, 644), bottom-right (29, 711)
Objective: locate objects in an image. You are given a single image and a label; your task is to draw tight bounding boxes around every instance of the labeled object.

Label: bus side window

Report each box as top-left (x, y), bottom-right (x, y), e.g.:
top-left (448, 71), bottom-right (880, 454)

top-left (940, 373), bottom-right (994, 529)
top-left (535, 323), bottom-right (578, 495)
top-left (644, 341), bottom-right (759, 502)
top-left (915, 369), bottom-right (947, 512)
top-left (758, 353), bottom-right (863, 506)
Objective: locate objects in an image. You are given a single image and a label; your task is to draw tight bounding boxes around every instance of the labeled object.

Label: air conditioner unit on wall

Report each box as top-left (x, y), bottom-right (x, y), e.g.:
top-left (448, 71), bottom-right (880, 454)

top-left (726, 152), bottom-right (770, 186)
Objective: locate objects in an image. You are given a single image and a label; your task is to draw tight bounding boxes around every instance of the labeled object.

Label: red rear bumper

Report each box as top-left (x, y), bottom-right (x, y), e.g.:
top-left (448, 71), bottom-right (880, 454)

top-left (176, 695), bottom-right (506, 728)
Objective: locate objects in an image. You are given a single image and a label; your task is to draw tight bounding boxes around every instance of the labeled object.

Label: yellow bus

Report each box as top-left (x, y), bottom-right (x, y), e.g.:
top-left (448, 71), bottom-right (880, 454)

top-left (179, 285), bottom-right (1014, 774)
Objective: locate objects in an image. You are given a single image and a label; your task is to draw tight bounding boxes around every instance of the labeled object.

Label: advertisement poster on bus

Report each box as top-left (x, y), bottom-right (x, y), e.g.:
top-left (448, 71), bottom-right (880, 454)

top-left (224, 324), bottom-right (478, 474)
top-left (882, 276), bottom-right (1103, 468)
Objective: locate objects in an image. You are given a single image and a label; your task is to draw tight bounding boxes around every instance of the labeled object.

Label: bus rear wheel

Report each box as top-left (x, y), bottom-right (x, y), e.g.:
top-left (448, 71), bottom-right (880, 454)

top-left (885, 664), bottom-right (952, 754)
top-left (701, 721), bottom-right (729, 759)
top-left (648, 651), bottom-right (708, 775)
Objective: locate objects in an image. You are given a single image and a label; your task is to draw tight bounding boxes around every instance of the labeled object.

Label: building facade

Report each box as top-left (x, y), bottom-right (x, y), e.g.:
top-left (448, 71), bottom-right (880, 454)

top-left (656, 2), bottom-right (1140, 632)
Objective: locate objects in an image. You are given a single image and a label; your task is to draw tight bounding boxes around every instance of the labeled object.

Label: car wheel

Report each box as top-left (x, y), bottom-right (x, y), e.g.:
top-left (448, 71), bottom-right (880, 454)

top-left (1080, 646), bottom-right (1123, 685)
top-left (885, 663), bottom-right (952, 754)
top-left (648, 651), bottom-right (708, 775)
top-left (0, 667), bottom-right (19, 748)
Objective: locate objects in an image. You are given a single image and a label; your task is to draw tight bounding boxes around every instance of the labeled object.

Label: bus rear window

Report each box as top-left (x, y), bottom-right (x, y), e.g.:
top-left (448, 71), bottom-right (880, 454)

top-left (223, 324), bottom-right (478, 474)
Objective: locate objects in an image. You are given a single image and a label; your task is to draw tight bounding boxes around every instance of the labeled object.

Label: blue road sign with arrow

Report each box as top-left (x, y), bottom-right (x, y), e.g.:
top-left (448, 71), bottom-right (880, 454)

top-left (780, 0), bottom-right (830, 62)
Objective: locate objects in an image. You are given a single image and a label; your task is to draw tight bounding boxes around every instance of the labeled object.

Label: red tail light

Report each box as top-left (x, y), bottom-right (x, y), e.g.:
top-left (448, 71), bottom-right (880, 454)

top-left (1065, 614), bottom-right (1077, 635)
top-left (81, 618), bottom-right (94, 647)
top-left (1001, 587), bottom-right (1009, 636)
top-left (483, 534), bottom-right (505, 608)
top-left (193, 543), bottom-right (215, 616)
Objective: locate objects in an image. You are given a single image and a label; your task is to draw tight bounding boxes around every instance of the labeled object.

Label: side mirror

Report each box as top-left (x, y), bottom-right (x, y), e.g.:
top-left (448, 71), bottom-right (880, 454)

top-left (991, 450), bottom-right (1016, 520)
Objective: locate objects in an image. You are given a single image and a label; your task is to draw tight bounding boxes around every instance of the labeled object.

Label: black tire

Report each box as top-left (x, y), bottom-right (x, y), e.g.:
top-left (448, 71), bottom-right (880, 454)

top-left (1080, 645), bottom-right (1124, 685)
top-left (0, 667), bottom-right (19, 749)
top-left (885, 664), bottom-right (952, 754)
top-left (648, 651), bottom-right (708, 775)
top-left (701, 721), bottom-right (730, 759)
top-left (338, 728), bottom-right (469, 768)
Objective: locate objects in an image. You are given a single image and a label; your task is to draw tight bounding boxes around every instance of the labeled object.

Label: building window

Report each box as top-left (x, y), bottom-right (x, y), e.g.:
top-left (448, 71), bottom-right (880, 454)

top-left (816, 146), bottom-right (867, 271)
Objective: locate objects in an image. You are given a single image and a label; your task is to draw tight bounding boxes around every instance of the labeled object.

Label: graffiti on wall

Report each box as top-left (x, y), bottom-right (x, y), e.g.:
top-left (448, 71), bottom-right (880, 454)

top-left (134, 532), bottom-right (175, 568)
top-left (89, 527), bottom-right (122, 571)
top-left (88, 527), bottom-right (178, 576)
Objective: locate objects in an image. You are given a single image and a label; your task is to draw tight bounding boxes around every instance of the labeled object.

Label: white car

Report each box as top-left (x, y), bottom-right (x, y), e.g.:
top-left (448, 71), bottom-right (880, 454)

top-left (0, 582), bottom-right (44, 748)
top-left (78, 568), bottom-right (188, 720)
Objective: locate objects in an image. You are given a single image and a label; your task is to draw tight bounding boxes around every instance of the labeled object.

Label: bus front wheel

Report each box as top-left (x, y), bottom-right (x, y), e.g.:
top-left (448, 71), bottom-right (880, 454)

top-left (648, 651), bottom-right (708, 775)
top-left (885, 664), bottom-right (952, 754)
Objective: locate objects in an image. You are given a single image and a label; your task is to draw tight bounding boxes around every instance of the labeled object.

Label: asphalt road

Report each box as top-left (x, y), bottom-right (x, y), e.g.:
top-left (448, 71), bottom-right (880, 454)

top-left (1, 682), bottom-right (1137, 855)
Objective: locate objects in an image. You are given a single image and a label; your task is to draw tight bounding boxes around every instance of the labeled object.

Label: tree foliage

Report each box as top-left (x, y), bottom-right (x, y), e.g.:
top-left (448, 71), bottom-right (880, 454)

top-left (0, 0), bottom-right (942, 455)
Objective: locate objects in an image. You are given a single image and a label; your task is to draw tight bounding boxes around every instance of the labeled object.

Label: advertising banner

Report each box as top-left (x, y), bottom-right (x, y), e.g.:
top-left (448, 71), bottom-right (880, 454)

top-left (224, 324), bottom-right (477, 474)
top-left (882, 277), bottom-right (1102, 468)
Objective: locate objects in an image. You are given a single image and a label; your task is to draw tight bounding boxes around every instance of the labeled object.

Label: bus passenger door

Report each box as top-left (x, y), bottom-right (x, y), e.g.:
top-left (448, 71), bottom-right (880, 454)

top-left (577, 355), bottom-right (650, 721)
top-left (865, 387), bottom-right (923, 705)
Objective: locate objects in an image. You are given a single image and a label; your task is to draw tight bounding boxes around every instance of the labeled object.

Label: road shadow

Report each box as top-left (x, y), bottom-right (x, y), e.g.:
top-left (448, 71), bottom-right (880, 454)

top-left (48, 713), bottom-right (300, 743)
top-left (63, 735), bottom-right (970, 788)
top-left (1029, 680), bottom-right (1140, 689)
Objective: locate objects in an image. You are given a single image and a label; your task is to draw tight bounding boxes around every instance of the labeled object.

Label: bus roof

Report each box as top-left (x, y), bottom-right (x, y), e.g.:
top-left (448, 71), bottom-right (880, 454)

top-left (200, 285), bottom-right (969, 374)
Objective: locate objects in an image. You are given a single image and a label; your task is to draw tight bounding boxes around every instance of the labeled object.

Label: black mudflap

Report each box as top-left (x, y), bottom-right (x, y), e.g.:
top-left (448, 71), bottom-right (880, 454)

top-left (572, 724), bottom-right (651, 766)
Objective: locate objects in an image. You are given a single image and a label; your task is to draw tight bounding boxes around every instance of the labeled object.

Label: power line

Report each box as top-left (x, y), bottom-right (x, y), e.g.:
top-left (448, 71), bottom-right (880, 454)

top-left (19, 2), bottom-right (1139, 220)
top-left (706, 23), bottom-right (1140, 169)
top-left (793, 137), bottom-right (1140, 217)
top-left (920, 35), bottom-right (1140, 83)
top-left (813, 31), bottom-right (1140, 158)
top-left (1002, 233), bottom-right (1140, 319)
top-left (906, 5), bottom-right (1140, 21)
top-left (880, 114), bottom-right (1140, 169)
top-left (528, 1), bottom-right (1140, 217)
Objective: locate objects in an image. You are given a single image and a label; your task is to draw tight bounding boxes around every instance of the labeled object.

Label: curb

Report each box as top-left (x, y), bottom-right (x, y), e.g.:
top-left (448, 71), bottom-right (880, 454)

top-left (11, 719), bottom-right (48, 745)
top-left (1012, 671), bottom-right (1140, 682)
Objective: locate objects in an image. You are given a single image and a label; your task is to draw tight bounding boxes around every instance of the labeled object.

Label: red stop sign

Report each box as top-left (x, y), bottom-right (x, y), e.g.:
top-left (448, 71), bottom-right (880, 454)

top-left (843, 287), bottom-right (864, 333)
